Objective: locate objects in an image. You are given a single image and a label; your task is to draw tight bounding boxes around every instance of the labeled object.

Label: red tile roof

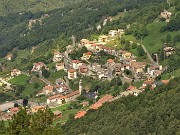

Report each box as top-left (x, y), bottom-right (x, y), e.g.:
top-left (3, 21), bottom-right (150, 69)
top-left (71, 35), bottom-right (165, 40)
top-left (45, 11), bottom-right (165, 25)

top-left (75, 111), bottom-right (87, 119)
top-left (68, 69), bottom-right (76, 73)
top-left (90, 95), bottom-right (113, 110)
top-left (126, 85), bottom-right (137, 91)
top-left (161, 80), bottom-right (169, 84)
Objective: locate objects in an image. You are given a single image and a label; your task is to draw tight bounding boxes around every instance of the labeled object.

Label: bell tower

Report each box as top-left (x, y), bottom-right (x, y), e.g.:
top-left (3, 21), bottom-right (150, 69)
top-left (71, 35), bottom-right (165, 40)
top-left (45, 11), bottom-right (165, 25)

top-left (79, 79), bottom-right (82, 95)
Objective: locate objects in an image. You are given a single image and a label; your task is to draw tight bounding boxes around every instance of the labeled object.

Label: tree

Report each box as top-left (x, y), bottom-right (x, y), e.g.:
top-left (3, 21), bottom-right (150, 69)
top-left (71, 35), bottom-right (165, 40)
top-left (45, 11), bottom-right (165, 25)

top-left (14, 103), bottom-right (19, 108)
top-left (132, 43), bottom-right (137, 49)
top-left (122, 82), bottom-right (129, 90)
top-left (137, 45), bottom-right (145, 56)
top-left (23, 98), bottom-right (28, 107)
top-left (166, 34), bottom-right (172, 43)
top-left (42, 67), bottom-right (50, 78)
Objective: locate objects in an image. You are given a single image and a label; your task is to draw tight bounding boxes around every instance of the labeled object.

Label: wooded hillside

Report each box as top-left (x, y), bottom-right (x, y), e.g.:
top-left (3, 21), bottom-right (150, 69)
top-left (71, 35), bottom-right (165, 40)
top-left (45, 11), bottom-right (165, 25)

top-left (63, 77), bottom-right (180, 135)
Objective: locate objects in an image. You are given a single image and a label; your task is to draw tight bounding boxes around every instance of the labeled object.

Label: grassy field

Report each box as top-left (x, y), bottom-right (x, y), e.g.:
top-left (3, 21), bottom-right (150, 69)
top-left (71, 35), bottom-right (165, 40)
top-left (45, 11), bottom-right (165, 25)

top-left (8, 74), bottom-right (45, 97)
top-left (143, 22), bottom-right (180, 54)
top-left (48, 70), bottom-right (67, 82)
top-left (161, 69), bottom-right (180, 80)
top-left (9, 74), bottom-right (30, 85)
top-left (51, 103), bottom-right (78, 124)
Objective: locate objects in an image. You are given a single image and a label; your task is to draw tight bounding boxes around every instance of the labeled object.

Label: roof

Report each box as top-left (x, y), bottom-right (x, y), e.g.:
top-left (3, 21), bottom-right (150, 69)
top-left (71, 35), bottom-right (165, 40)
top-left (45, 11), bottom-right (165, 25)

top-left (107, 59), bottom-right (114, 63)
top-left (68, 69), bottom-right (76, 73)
top-left (90, 95), bottom-right (113, 110)
top-left (85, 52), bottom-right (92, 55)
top-left (75, 111), bottom-right (87, 119)
top-left (72, 60), bottom-right (82, 63)
top-left (34, 62), bottom-right (45, 67)
top-left (48, 94), bottom-right (63, 100)
top-left (63, 91), bottom-right (80, 99)
top-left (53, 110), bottom-right (62, 115)
top-left (44, 85), bottom-right (53, 92)
top-left (161, 80), bottom-right (169, 84)
top-left (126, 85), bottom-right (137, 91)
top-left (56, 63), bottom-right (64, 66)
top-left (143, 80), bottom-right (153, 85)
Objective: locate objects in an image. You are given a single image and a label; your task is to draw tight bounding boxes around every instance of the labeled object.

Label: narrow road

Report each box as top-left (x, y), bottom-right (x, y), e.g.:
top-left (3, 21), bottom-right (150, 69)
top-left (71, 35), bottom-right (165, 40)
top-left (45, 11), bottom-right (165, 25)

top-left (141, 44), bottom-right (159, 66)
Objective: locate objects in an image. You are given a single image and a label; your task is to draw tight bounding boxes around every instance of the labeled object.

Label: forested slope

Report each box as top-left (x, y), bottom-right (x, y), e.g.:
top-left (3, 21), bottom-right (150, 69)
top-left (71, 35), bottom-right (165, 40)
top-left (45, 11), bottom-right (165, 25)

top-left (0, 0), bottom-right (167, 57)
top-left (63, 77), bottom-right (180, 135)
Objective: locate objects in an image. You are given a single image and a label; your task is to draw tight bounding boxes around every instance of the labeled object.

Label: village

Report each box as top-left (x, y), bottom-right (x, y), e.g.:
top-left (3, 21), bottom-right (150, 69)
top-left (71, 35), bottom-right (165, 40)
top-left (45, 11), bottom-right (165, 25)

top-left (0, 9), bottom-right (176, 122)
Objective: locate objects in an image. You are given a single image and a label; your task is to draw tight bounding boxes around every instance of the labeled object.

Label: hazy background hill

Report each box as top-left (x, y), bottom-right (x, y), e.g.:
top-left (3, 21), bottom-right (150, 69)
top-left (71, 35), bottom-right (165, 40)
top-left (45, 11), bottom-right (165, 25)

top-left (0, 0), bottom-right (81, 16)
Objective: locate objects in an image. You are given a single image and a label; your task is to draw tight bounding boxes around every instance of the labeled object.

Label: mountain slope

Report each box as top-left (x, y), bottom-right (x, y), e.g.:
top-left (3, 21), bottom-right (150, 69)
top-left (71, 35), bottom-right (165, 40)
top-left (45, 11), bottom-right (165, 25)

top-left (0, 0), bottom-right (81, 16)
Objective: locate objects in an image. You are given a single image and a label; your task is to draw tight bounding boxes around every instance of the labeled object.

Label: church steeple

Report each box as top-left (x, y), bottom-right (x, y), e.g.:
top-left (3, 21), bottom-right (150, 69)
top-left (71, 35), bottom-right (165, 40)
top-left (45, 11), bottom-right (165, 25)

top-left (79, 79), bottom-right (82, 95)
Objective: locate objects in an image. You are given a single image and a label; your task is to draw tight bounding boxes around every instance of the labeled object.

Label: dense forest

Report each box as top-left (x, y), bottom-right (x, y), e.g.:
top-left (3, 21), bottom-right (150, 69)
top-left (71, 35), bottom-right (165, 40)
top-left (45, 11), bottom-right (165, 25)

top-left (63, 77), bottom-right (180, 135)
top-left (0, 107), bottom-right (63, 135)
top-left (0, 0), bottom-right (172, 57)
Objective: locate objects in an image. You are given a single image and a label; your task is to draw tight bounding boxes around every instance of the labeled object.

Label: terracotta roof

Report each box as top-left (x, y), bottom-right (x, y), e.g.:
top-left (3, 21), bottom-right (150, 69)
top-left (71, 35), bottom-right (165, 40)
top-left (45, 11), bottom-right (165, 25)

top-left (85, 52), bottom-right (92, 55)
top-left (68, 69), bottom-right (76, 73)
top-left (90, 95), bottom-right (113, 110)
top-left (126, 85), bottom-right (137, 91)
top-left (161, 80), bottom-right (169, 84)
top-left (107, 59), bottom-right (114, 63)
top-left (72, 60), bottom-right (82, 63)
top-left (64, 91), bottom-right (79, 99)
top-left (9, 107), bottom-right (19, 112)
top-left (143, 81), bottom-right (153, 85)
top-left (48, 94), bottom-right (63, 100)
top-left (56, 63), bottom-right (64, 66)
top-left (44, 85), bottom-right (53, 92)
top-left (75, 111), bottom-right (87, 119)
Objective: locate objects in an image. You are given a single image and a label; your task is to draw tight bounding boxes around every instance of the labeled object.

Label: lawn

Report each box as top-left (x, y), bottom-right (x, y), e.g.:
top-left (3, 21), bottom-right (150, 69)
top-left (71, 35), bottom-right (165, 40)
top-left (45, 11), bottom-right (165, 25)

top-left (51, 103), bottom-right (79, 124)
top-left (143, 22), bottom-right (180, 54)
top-left (124, 22), bottom-right (180, 54)
top-left (48, 70), bottom-right (67, 82)
top-left (9, 74), bottom-right (30, 85)
top-left (9, 74), bottom-right (45, 97)
top-left (161, 69), bottom-right (180, 80)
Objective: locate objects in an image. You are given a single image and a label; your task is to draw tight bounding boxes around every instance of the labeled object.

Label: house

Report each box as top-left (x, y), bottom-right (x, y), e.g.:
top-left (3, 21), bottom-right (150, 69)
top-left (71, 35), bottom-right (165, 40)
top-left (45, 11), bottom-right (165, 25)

top-left (118, 29), bottom-right (125, 36)
top-left (5, 53), bottom-right (13, 61)
top-left (107, 59), bottom-right (115, 67)
top-left (53, 51), bottom-right (62, 62)
top-left (161, 80), bottom-right (169, 85)
top-left (37, 85), bottom-right (54, 96)
top-left (90, 94), bottom-right (113, 110)
top-left (98, 35), bottom-right (108, 44)
top-left (75, 111), bottom-right (87, 119)
top-left (79, 65), bottom-right (89, 75)
top-left (164, 47), bottom-right (175, 57)
top-left (81, 52), bottom-right (92, 60)
top-left (72, 60), bottom-right (83, 69)
top-left (160, 10), bottom-right (172, 22)
top-left (56, 63), bottom-right (64, 71)
top-left (11, 69), bottom-right (21, 77)
top-left (80, 39), bottom-right (90, 45)
top-left (53, 110), bottom-right (62, 118)
top-left (121, 64), bottom-right (130, 71)
top-left (31, 62), bottom-right (48, 72)
top-left (47, 91), bottom-right (80, 105)
top-left (68, 69), bottom-right (77, 80)
top-left (80, 101), bottom-right (89, 107)
top-left (122, 51), bottom-right (132, 59)
top-left (131, 61), bottom-right (146, 74)
top-left (126, 85), bottom-right (137, 91)
top-left (109, 30), bottom-right (118, 37)
top-left (31, 106), bottom-right (45, 113)
top-left (55, 84), bottom-right (69, 93)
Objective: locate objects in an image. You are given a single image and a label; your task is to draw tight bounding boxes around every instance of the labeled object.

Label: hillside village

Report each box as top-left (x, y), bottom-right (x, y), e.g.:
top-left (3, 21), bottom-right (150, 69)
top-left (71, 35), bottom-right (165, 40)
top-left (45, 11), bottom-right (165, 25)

top-left (0, 25), bottom-right (174, 122)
